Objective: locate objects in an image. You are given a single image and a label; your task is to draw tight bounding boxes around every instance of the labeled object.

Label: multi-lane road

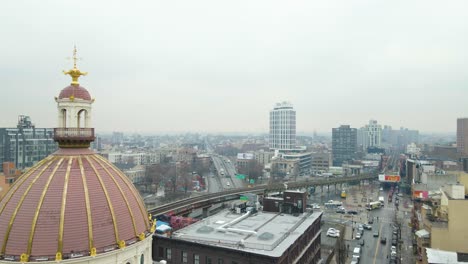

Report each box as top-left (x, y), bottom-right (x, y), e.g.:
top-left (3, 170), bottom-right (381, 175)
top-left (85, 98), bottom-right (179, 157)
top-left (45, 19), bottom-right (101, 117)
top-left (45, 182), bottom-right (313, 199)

top-left (316, 184), bottom-right (404, 264)
top-left (208, 155), bottom-right (245, 192)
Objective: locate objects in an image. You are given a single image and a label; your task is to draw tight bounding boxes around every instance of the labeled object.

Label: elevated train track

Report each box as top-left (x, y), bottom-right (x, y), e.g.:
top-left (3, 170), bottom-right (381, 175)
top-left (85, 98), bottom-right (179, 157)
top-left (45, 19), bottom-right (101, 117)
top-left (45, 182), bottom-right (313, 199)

top-left (148, 173), bottom-right (377, 216)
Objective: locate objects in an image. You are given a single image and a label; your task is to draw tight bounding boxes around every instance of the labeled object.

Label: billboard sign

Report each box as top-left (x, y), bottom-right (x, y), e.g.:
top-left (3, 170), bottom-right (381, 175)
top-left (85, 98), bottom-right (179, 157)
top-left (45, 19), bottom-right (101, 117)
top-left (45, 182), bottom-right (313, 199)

top-left (379, 174), bottom-right (401, 182)
top-left (237, 153), bottom-right (254, 160)
top-left (413, 190), bottom-right (429, 199)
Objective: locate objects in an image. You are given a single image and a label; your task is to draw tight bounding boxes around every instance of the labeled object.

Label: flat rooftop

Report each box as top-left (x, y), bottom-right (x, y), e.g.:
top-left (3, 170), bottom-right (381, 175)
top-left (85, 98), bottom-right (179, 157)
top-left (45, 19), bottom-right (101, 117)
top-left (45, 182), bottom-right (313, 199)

top-left (171, 209), bottom-right (322, 257)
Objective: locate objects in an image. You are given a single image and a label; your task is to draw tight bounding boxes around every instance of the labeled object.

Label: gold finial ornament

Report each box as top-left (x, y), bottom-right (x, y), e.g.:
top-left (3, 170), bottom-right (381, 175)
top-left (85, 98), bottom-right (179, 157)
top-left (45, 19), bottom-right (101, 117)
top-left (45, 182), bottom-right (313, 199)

top-left (118, 240), bottom-right (126, 249)
top-left (20, 253), bottom-right (29, 262)
top-left (55, 252), bottom-right (62, 261)
top-left (63, 46), bottom-right (87, 86)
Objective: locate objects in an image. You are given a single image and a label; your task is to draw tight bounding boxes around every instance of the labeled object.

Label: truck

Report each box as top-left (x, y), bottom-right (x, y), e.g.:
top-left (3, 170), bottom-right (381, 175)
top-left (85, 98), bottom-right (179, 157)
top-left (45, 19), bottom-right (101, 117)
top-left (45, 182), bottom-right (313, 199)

top-left (367, 201), bottom-right (382, 211)
top-left (378, 196), bottom-right (385, 205)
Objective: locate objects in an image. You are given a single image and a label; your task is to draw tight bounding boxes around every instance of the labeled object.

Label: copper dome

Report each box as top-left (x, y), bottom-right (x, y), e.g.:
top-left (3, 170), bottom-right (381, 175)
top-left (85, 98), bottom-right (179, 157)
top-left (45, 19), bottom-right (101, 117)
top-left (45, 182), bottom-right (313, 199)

top-left (58, 85), bottom-right (92, 101)
top-left (0, 149), bottom-right (151, 261)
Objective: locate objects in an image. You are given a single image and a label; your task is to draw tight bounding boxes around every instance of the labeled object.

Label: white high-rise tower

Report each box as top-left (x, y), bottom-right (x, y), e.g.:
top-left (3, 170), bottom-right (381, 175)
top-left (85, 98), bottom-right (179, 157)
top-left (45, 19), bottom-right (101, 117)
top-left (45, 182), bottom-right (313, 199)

top-left (269, 102), bottom-right (296, 151)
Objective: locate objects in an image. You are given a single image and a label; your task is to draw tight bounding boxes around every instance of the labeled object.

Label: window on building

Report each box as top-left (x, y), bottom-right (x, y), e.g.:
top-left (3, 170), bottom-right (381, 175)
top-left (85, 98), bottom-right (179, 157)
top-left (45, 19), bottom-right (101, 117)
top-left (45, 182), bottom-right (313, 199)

top-left (158, 247), bottom-right (164, 258)
top-left (206, 257), bottom-right (212, 264)
top-left (194, 254), bottom-right (200, 264)
top-left (140, 254), bottom-right (144, 264)
top-left (218, 259), bottom-right (224, 264)
top-left (166, 248), bottom-right (171, 260)
top-left (181, 251), bottom-right (187, 263)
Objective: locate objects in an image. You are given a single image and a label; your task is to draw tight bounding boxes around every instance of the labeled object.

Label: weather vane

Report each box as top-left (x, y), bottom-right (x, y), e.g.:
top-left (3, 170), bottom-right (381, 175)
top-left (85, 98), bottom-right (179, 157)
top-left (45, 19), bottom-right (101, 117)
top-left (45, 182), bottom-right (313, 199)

top-left (63, 45), bottom-right (87, 86)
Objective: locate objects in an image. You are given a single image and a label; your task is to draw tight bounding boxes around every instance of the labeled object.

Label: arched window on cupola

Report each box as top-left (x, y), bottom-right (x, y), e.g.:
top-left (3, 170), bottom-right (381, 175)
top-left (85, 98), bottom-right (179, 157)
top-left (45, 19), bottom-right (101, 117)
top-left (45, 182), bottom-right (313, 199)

top-left (77, 109), bottom-right (87, 128)
top-left (61, 109), bottom-right (67, 128)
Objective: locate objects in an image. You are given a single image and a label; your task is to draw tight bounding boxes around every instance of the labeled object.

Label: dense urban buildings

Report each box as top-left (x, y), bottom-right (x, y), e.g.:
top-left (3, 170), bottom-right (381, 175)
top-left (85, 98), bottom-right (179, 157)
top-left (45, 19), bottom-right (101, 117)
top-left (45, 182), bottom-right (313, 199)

top-left (153, 192), bottom-right (322, 264)
top-left (457, 118), bottom-right (468, 157)
top-left (332, 125), bottom-right (357, 166)
top-left (269, 102), bottom-right (296, 151)
top-left (0, 115), bottom-right (57, 170)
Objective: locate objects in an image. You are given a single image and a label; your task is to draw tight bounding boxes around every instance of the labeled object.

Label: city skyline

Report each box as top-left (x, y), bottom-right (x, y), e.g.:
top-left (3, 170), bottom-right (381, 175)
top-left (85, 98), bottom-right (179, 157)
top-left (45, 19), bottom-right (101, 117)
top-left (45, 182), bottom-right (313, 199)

top-left (2, 1), bottom-right (468, 133)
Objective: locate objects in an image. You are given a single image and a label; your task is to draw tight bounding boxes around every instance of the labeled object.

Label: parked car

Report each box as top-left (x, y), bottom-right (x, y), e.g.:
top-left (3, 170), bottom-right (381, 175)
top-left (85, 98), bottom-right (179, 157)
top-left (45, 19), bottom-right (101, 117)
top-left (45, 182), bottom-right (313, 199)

top-left (351, 256), bottom-right (360, 264)
top-left (363, 224), bottom-right (372, 230)
top-left (368, 218), bottom-right (374, 224)
top-left (373, 231), bottom-right (379, 237)
top-left (391, 239), bottom-right (398, 246)
top-left (327, 228), bottom-right (340, 237)
top-left (380, 237), bottom-right (387, 244)
top-left (360, 239), bottom-right (365, 246)
top-left (347, 210), bottom-right (358, 215)
top-left (358, 224), bottom-right (364, 232)
top-left (355, 232), bottom-right (361, 239)
top-left (336, 209), bottom-right (346, 214)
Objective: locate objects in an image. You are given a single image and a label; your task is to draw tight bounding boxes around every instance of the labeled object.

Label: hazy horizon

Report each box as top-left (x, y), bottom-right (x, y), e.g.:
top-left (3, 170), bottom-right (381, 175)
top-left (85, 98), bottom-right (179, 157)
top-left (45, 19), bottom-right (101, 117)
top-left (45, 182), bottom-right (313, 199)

top-left (2, 1), bottom-right (467, 133)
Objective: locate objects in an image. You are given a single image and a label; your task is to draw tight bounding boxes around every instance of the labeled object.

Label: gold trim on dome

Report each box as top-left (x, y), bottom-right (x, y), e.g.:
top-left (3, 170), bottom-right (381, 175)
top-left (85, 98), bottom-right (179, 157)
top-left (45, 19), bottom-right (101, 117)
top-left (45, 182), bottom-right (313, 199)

top-left (0, 156), bottom-right (54, 216)
top-left (57, 157), bottom-right (73, 256)
top-left (85, 156), bottom-right (120, 244)
top-left (27, 156), bottom-right (64, 256)
top-left (91, 156), bottom-right (139, 237)
top-left (79, 156), bottom-right (94, 254)
top-left (1, 157), bottom-right (63, 255)
top-left (94, 155), bottom-right (150, 229)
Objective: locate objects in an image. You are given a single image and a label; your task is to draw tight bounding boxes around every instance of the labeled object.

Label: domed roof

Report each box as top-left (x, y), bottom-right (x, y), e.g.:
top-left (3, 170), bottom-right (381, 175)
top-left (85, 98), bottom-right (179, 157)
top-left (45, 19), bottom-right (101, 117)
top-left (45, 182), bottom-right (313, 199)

top-left (0, 149), bottom-right (151, 262)
top-left (58, 85), bottom-right (92, 101)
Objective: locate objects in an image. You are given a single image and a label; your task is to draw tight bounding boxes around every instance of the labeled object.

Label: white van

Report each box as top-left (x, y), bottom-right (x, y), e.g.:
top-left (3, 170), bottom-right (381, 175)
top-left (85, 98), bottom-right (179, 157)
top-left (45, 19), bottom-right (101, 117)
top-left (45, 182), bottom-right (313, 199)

top-left (353, 247), bottom-right (361, 255)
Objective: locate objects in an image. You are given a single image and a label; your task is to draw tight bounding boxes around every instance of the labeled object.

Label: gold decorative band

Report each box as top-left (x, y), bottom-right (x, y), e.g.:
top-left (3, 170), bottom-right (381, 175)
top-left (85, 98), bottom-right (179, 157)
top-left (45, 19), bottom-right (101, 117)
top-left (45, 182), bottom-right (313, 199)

top-left (85, 156), bottom-right (120, 244)
top-left (91, 156), bottom-right (139, 237)
top-left (1, 157), bottom-right (63, 255)
top-left (78, 156), bottom-right (94, 254)
top-left (57, 157), bottom-right (73, 255)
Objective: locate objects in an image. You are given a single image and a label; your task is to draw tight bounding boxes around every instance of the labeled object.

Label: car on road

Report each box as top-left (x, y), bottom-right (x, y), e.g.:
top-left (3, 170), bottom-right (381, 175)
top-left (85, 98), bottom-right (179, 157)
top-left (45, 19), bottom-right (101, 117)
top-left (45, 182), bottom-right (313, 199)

top-left (391, 239), bottom-right (397, 246)
top-left (351, 256), bottom-right (360, 264)
top-left (373, 231), bottom-right (379, 237)
top-left (327, 228), bottom-right (340, 238)
top-left (336, 208), bottom-right (346, 214)
top-left (312, 203), bottom-right (320, 209)
top-left (368, 218), bottom-right (374, 224)
top-left (359, 239), bottom-right (365, 246)
top-left (358, 224), bottom-right (364, 232)
top-left (397, 193), bottom-right (403, 197)
top-left (380, 237), bottom-right (387, 244)
top-left (347, 210), bottom-right (358, 215)
top-left (380, 187), bottom-right (383, 191)
top-left (363, 224), bottom-right (372, 230)
top-left (355, 232), bottom-right (361, 239)
top-left (353, 247), bottom-right (361, 256)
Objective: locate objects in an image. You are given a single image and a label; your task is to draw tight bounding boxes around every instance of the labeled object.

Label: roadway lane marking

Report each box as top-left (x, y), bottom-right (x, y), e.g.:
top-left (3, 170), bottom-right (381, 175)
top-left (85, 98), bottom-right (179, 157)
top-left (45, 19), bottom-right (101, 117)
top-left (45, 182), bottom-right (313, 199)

top-left (373, 224), bottom-right (383, 264)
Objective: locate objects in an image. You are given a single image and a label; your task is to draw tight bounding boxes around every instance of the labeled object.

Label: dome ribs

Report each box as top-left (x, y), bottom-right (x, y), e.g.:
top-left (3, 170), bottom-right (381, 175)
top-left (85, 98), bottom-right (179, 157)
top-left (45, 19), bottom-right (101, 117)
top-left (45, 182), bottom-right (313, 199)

top-left (90, 156), bottom-right (137, 241)
top-left (95, 155), bottom-right (150, 230)
top-left (85, 156), bottom-right (120, 247)
top-left (27, 157), bottom-right (65, 257)
top-left (2, 157), bottom-right (64, 256)
top-left (56, 157), bottom-right (73, 258)
top-left (78, 156), bottom-right (94, 254)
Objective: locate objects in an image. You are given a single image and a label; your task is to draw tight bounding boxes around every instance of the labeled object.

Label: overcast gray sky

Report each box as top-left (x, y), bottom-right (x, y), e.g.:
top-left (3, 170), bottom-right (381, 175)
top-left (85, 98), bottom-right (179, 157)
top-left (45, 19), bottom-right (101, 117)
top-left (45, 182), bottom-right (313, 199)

top-left (1, 1), bottom-right (467, 134)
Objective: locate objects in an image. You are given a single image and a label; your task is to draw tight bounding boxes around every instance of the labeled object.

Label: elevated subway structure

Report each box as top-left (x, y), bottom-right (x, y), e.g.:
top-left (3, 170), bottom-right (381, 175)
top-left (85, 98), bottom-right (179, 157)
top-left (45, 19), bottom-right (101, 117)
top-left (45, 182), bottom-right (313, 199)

top-left (148, 173), bottom-right (377, 217)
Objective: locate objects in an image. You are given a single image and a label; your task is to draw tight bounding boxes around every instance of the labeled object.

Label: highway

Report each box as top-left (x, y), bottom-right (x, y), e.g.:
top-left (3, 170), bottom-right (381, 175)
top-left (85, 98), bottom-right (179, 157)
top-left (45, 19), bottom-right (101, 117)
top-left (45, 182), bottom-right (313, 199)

top-left (148, 174), bottom-right (377, 216)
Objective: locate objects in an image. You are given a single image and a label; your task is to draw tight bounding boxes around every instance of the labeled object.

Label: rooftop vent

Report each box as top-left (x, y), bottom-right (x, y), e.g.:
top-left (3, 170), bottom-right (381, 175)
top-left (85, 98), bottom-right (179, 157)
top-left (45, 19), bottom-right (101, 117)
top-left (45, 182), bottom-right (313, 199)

top-left (258, 232), bottom-right (274, 241)
top-left (197, 226), bottom-right (215, 234)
